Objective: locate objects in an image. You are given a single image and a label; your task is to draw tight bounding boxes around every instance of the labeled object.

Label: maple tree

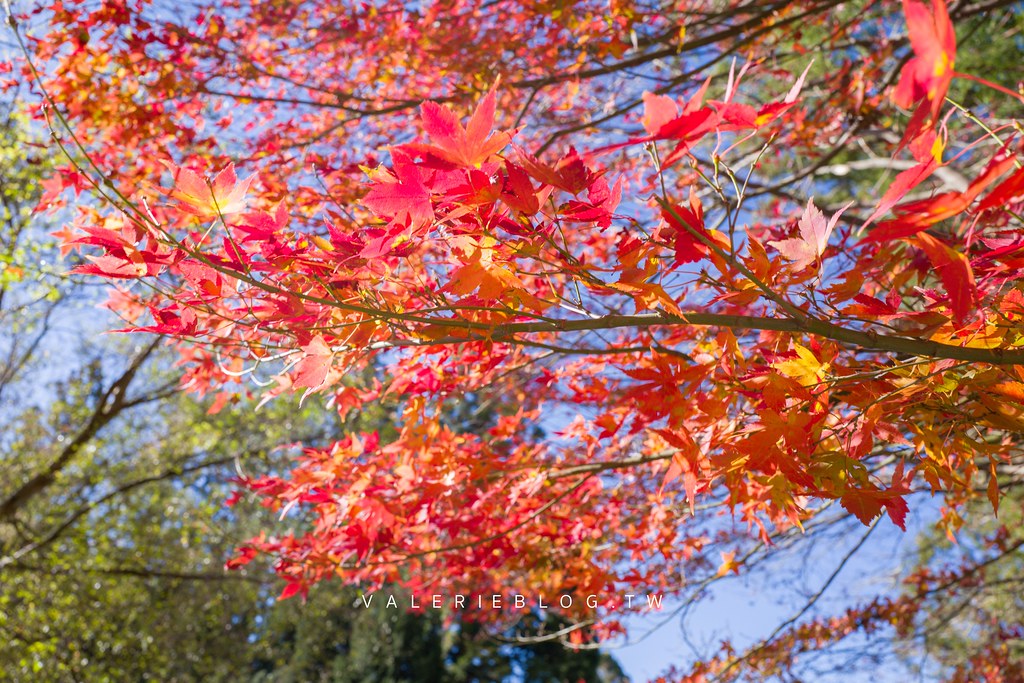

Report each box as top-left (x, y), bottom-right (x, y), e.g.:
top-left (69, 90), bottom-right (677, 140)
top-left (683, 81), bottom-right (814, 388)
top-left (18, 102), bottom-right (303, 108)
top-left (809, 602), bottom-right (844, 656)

top-left (6, 0), bottom-right (1024, 678)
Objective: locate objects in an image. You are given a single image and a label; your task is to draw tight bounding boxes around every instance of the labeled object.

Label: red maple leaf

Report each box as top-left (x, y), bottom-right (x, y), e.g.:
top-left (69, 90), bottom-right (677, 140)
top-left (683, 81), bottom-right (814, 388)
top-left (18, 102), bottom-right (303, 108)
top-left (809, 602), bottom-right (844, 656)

top-left (893, 0), bottom-right (956, 122)
top-left (410, 87), bottom-right (512, 168)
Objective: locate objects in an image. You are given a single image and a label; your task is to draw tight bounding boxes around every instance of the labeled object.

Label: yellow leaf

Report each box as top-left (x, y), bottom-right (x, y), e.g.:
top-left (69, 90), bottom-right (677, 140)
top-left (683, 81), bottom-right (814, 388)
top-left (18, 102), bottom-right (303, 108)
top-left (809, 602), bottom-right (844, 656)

top-left (773, 343), bottom-right (828, 387)
top-left (310, 235), bottom-right (334, 252)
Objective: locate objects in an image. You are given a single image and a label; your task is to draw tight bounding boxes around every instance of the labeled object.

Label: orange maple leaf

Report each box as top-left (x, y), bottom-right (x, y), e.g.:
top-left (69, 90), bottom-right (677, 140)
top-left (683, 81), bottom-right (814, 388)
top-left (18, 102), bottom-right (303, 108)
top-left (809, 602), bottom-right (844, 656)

top-left (716, 551), bottom-right (741, 577)
top-left (162, 161), bottom-right (257, 220)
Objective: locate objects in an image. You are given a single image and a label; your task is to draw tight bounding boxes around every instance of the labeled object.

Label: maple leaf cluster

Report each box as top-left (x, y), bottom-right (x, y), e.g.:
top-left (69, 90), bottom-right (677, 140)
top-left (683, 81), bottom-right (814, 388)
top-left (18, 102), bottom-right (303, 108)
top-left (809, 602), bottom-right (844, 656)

top-left (11, 0), bottom-right (1024, 677)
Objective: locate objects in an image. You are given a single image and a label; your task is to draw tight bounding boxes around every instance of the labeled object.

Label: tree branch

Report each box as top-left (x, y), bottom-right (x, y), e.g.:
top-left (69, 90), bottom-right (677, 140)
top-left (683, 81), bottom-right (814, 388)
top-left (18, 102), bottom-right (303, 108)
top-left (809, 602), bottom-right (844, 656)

top-left (0, 337), bottom-right (163, 520)
top-left (389, 311), bottom-right (1024, 366)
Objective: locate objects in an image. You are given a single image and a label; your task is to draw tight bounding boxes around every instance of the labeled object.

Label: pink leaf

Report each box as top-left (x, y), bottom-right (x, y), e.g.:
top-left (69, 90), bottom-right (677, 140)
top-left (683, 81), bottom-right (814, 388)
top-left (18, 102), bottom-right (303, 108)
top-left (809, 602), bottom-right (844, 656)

top-left (769, 198), bottom-right (851, 271)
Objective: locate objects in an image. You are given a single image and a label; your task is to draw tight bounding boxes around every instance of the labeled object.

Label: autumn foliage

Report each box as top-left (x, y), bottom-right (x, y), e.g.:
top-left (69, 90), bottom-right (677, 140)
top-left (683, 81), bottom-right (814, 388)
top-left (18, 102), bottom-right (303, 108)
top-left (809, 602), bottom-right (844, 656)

top-left (7, 0), bottom-right (1024, 678)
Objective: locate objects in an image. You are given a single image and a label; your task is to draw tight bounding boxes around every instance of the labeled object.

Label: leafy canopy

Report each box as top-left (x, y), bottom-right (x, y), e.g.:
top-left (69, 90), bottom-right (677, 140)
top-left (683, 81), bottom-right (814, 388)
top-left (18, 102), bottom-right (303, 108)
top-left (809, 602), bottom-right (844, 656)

top-left (7, 0), bottom-right (1024, 678)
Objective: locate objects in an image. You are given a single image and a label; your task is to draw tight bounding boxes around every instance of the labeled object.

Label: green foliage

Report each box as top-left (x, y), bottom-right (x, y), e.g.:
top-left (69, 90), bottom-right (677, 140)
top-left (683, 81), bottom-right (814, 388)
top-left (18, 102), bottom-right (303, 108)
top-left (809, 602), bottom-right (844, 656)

top-left (946, 10), bottom-right (1024, 119)
top-left (0, 107), bottom-right (56, 297)
top-left (247, 587), bottom-right (625, 683)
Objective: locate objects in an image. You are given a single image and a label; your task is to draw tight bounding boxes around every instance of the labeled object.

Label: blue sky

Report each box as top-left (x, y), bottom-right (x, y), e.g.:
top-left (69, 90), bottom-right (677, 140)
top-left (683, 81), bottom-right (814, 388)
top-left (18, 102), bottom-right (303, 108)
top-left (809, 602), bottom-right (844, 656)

top-left (608, 497), bottom-right (945, 681)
